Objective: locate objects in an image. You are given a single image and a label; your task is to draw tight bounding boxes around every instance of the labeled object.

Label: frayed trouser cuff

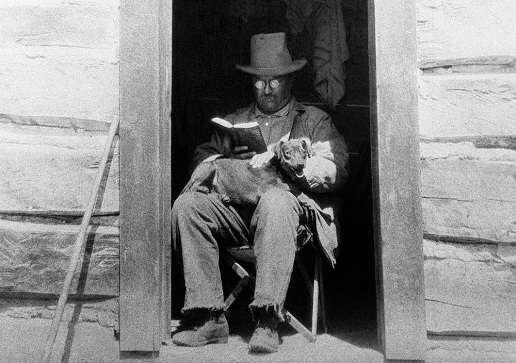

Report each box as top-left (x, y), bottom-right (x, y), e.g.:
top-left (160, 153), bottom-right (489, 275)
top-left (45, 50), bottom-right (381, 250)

top-left (248, 303), bottom-right (281, 321)
top-left (181, 304), bottom-right (226, 316)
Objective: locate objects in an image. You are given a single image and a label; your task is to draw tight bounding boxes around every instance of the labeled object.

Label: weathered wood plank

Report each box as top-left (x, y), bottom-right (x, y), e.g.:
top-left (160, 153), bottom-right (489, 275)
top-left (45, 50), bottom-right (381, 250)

top-left (119, 0), bottom-right (164, 352)
top-left (0, 219), bottom-right (119, 296)
top-left (0, 1), bottom-right (119, 122)
top-left (417, 0), bottom-right (516, 64)
top-left (0, 1), bottom-right (118, 49)
top-left (420, 148), bottom-right (516, 243)
top-left (0, 114), bottom-right (110, 132)
top-left (370, 0), bottom-right (427, 360)
top-left (419, 55), bottom-right (516, 72)
top-left (159, 0), bottom-right (173, 342)
top-left (418, 73), bottom-right (516, 137)
top-left (428, 335), bottom-right (516, 355)
top-left (424, 240), bottom-right (516, 335)
top-left (0, 123), bottom-right (108, 149)
top-left (422, 198), bottom-right (516, 244)
top-left (0, 210), bottom-right (118, 227)
top-left (421, 138), bottom-right (516, 154)
top-left (0, 49), bottom-right (118, 122)
top-left (420, 159), bottom-right (516, 202)
top-left (0, 297), bottom-right (118, 329)
top-left (0, 125), bottom-right (119, 212)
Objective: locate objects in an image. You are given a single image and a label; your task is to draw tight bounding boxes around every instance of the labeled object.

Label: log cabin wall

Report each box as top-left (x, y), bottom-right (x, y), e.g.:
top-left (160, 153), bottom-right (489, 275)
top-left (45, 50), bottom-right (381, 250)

top-left (0, 0), bottom-right (120, 326)
top-left (416, 0), bottom-right (516, 350)
top-left (1, 0), bottom-right (515, 356)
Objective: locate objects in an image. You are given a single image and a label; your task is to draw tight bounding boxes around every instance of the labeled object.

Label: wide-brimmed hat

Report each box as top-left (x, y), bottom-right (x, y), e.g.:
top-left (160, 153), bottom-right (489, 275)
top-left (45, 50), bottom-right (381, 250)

top-left (236, 32), bottom-right (307, 76)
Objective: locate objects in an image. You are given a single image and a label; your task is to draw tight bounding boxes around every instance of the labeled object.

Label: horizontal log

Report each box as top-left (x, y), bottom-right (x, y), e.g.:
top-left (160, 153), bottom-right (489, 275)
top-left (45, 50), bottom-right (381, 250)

top-left (1, 296), bottom-right (118, 328)
top-left (419, 55), bottom-right (516, 71)
top-left (417, 0), bottom-right (516, 64)
top-left (428, 335), bottom-right (516, 356)
top-left (0, 1), bottom-right (118, 50)
top-left (0, 291), bottom-right (116, 301)
top-left (0, 125), bottom-right (118, 211)
top-left (0, 1), bottom-right (118, 122)
top-left (418, 73), bottom-right (516, 137)
top-left (424, 233), bottom-right (510, 247)
top-left (0, 49), bottom-right (118, 123)
top-left (0, 210), bottom-right (119, 227)
top-left (0, 114), bottom-right (111, 132)
top-left (0, 121), bottom-right (110, 149)
top-left (424, 240), bottom-right (516, 335)
top-left (422, 198), bottom-right (516, 244)
top-left (421, 137), bottom-right (516, 153)
top-left (0, 219), bottom-right (119, 296)
top-left (420, 159), bottom-right (516, 202)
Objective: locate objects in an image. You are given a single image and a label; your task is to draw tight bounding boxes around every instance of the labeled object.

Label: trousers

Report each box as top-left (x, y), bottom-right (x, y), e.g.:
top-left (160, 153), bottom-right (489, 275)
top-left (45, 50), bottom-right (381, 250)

top-left (172, 188), bottom-right (305, 314)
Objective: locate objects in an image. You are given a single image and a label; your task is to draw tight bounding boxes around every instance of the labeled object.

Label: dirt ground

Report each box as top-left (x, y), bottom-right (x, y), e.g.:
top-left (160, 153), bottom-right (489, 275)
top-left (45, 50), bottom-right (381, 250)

top-left (1, 315), bottom-right (516, 363)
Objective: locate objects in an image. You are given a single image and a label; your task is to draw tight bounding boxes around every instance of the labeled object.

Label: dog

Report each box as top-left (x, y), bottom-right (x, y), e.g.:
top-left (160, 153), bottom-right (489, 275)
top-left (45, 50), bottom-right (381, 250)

top-left (181, 138), bottom-right (312, 206)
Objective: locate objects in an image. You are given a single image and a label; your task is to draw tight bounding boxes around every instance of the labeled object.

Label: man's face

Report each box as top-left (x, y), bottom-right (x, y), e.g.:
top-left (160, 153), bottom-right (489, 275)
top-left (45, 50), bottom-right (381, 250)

top-left (253, 74), bottom-right (293, 114)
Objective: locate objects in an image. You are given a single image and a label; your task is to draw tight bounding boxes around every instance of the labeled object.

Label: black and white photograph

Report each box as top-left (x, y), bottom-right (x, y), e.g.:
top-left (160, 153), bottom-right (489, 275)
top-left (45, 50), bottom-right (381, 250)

top-left (0, 1), bottom-right (515, 362)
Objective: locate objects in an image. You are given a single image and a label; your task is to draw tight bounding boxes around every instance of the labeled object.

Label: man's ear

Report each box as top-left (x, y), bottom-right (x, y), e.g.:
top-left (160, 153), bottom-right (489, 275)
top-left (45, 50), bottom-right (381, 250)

top-left (272, 141), bottom-right (284, 159)
top-left (301, 138), bottom-right (313, 157)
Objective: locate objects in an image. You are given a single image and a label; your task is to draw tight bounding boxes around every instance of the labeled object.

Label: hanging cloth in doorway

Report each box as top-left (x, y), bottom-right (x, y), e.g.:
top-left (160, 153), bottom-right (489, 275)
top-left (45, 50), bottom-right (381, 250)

top-left (312, 0), bottom-right (349, 109)
top-left (283, 0), bottom-right (349, 110)
top-left (282, 0), bottom-right (314, 35)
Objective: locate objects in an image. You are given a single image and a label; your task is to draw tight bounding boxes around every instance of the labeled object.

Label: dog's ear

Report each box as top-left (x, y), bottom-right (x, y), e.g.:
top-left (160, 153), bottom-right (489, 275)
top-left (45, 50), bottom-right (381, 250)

top-left (272, 141), bottom-right (284, 159)
top-left (301, 138), bottom-right (313, 157)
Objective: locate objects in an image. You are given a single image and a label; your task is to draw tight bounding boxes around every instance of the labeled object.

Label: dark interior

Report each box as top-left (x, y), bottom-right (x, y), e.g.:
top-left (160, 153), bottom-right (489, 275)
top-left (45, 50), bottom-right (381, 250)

top-left (171, 0), bottom-right (376, 342)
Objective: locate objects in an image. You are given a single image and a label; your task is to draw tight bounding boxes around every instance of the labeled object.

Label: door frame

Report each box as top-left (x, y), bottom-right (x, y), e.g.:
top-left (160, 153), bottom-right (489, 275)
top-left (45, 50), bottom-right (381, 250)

top-left (118, 0), bottom-right (172, 358)
top-left (118, 0), bottom-right (427, 361)
top-left (369, 0), bottom-right (426, 361)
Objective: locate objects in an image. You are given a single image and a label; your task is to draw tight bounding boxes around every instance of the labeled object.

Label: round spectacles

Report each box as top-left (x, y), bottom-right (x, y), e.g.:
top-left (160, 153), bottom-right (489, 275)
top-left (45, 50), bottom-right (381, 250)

top-left (254, 79), bottom-right (281, 89)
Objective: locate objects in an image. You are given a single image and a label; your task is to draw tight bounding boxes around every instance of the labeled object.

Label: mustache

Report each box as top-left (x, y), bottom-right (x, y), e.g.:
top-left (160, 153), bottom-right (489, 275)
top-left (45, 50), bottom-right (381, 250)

top-left (259, 95), bottom-right (277, 102)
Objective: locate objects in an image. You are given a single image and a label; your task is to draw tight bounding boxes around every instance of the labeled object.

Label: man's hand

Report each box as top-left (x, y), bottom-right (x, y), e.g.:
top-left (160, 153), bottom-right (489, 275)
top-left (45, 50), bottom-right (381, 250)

top-left (230, 146), bottom-right (256, 159)
top-left (249, 150), bottom-right (275, 168)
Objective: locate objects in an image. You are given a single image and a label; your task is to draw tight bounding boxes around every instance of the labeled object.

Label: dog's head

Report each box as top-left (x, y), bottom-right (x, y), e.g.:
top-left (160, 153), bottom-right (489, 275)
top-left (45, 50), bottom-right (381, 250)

top-left (273, 138), bottom-right (312, 179)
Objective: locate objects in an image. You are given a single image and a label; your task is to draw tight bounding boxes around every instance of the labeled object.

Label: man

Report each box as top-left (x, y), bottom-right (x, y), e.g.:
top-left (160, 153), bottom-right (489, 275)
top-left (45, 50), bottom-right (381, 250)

top-left (172, 32), bottom-right (348, 353)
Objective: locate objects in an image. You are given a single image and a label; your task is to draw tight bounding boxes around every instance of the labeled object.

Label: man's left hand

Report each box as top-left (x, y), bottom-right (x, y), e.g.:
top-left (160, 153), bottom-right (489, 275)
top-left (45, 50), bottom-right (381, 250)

top-left (249, 150), bottom-right (275, 168)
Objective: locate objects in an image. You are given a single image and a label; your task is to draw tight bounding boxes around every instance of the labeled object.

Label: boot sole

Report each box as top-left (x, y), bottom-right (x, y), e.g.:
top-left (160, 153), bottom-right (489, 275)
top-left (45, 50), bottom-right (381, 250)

top-left (172, 336), bottom-right (228, 347)
top-left (248, 343), bottom-right (278, 353)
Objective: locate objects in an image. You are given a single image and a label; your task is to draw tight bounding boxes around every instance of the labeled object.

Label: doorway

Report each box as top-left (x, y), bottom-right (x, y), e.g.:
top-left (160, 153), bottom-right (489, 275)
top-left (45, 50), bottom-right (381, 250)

top-left (170, 0), bottom-right (376, 345)
top-left (118, 0), bottom-right (427, 359)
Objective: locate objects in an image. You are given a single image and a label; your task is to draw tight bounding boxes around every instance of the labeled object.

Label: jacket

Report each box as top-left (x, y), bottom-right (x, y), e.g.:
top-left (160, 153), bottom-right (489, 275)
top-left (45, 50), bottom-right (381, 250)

top-left (193, 99), bottom-right (349, 266)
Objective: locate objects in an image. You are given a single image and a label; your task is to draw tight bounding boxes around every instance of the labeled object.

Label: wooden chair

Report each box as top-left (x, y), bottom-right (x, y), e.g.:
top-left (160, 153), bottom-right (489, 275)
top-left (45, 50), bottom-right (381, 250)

top-left (221, 239), bottom-right (327, 343)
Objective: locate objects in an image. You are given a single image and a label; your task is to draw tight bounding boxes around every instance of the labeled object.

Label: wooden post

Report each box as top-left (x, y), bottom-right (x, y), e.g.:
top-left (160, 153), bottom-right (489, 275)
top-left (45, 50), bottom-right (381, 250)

top-left (159, 0), bottom-right (173, 343)
top-left (369, 0), bottom-right (427, 361)
top-left (119, 0), bottom-right (172, 355)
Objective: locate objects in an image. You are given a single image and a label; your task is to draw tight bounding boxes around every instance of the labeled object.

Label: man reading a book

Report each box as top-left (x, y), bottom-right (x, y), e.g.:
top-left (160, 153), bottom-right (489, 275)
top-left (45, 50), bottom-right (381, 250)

top-left (172, 32), bottom-right (348, 353)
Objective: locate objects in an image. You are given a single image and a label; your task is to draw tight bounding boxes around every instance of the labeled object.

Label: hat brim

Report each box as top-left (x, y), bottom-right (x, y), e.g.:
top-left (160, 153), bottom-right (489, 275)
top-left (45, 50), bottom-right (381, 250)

top-left (236, 59), bottom-right (307, 76)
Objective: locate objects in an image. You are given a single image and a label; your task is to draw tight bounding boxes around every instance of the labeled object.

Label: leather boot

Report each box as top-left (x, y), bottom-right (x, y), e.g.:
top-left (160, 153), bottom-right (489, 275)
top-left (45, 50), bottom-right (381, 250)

top-left (248, 308), bottom-right (279, 353)
top-left (172, 309), bottom-right (229, 347)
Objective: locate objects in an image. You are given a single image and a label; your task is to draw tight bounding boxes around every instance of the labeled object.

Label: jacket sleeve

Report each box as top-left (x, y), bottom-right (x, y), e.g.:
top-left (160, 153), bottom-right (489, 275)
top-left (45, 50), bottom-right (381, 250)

top-left (297, 112), bottom-right (349, 193)
top-left (191, 128), bottom-right (234, 169)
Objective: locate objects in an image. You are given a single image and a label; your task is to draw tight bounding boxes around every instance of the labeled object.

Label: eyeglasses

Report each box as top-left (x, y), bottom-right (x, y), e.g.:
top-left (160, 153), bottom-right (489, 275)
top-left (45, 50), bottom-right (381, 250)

top-left (254, 79), bottom-right (281, 89)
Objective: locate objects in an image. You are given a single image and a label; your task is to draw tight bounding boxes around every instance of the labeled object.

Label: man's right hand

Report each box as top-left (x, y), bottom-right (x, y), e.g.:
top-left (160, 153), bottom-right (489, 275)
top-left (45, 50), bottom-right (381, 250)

top-left (230, 145), bottom-right (256, 159)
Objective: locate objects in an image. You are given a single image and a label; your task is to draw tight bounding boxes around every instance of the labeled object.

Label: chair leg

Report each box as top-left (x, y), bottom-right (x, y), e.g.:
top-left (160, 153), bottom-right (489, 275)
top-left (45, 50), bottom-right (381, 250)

top-left (224, 275), bottom-right (251, 310)
top-left (278, 308), bottom-right (316, 343)
top-left (312, 251), bottom-right (320, 336)
top-left (296, 258), bottom-right (313, 296)
top-left (221, 251), bottom-right (255, 310)
top-left (222, 249), bottom-right (318, 342)
top-left (296, 252), bottom-right (327, 336)
top-left (317, 252), bottom-right (328, 333)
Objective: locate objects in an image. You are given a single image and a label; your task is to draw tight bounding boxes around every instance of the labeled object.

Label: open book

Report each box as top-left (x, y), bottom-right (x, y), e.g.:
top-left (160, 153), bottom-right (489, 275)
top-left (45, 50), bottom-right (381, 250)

top-left (211, 117), bottom-right (268, 154)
